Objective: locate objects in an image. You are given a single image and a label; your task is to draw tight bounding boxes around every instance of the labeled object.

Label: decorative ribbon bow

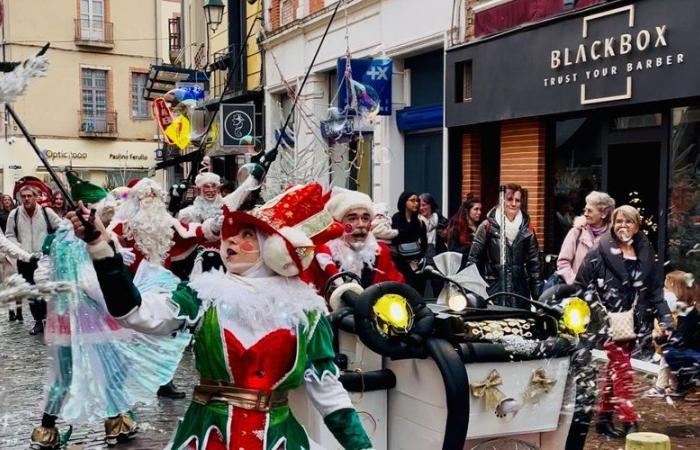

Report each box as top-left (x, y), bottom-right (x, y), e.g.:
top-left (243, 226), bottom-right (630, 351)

top-left (523, 368), bottom-right (557, 403)
top-left (470, 369), bottom-right (506, 412)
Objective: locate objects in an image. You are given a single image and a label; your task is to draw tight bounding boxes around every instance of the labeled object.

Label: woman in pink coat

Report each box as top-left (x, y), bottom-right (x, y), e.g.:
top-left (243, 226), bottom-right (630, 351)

top-left (556, 191), bottom-right (615, 284)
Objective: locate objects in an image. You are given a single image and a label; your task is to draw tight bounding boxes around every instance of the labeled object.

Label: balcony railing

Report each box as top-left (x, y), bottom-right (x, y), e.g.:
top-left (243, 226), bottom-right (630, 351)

top-left (74, 19), bottom-right (114, 48)
top-left (209, 44), bottom-right (246, 99)
top-left (79, 110), bottom-right (118, 137)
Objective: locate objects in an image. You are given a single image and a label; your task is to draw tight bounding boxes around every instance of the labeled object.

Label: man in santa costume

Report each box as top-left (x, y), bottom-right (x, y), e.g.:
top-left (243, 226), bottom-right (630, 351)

top-left (176, 171), bottom-right (223, 224)
top-left (107, 177), bottom-right (212, 398)
top-left (107, 178), bottom-right (216, 274)
top-left (308, 190), bottom-right (404, 302)
top-left (67, 180), bottom-right (374, 450)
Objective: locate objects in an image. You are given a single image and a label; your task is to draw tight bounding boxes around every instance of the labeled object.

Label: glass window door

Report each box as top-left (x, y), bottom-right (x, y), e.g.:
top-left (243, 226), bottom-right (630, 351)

top-left (81, 69), bottom-right (108, 132)
top-left (80, 0), bottom-right (105, 41)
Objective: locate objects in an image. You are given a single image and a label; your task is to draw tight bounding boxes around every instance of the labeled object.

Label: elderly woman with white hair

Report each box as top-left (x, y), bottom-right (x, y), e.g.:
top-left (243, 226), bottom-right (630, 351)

top-left (556, 191), bottom-right (615, 284)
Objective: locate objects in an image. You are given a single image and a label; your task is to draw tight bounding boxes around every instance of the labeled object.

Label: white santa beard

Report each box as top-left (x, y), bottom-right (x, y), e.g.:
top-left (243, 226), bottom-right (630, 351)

top-left (190, 195), bottom-right (224, 221)
top-left (328, 234), bottom-right (379, 277)
top-left (127, 203), bottom-right (175, 264)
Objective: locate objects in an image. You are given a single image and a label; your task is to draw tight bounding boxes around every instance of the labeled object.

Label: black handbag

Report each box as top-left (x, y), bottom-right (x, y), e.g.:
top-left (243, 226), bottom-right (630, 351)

top-left (397, 241), bottom-right (423, 259)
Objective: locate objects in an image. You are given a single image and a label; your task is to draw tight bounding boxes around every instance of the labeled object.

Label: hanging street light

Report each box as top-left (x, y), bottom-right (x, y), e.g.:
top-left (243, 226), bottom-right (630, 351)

top-left (203, 0), bottom-right (225, 32)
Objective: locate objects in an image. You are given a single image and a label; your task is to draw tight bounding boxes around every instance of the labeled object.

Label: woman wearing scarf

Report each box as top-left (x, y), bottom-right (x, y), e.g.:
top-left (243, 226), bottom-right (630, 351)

top-left (467, 184), bottom-right (542, 308)
top-left (556, 191), bottom-right (615, 284)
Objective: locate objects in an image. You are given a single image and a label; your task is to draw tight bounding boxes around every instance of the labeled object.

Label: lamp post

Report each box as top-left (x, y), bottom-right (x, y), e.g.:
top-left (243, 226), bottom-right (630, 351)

top-left (203, 0), bottom-right (225, 67)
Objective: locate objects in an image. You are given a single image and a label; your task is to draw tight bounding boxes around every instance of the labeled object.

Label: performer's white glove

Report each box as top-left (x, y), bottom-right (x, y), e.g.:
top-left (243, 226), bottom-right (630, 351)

top-left (329, 282), bottom-right (364, 311)
top-left (118, 247), bottom-right (137, 266)
top-left (203, 214), bottom-right (224, 236)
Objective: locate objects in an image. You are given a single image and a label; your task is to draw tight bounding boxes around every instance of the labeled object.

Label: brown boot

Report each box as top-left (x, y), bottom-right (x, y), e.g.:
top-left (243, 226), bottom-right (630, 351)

top-left (29, 426), bottom-right (60, 450)
top-left (104, 413), bottom-right (137, 446)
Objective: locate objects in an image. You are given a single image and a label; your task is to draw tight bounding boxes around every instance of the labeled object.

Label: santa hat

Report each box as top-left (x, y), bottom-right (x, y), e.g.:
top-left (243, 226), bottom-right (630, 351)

top-left (222, 182), bottom-right (339, 277)
top-left (13, 176), bottom-right (53, 206)
top-left (325, 190), bottom-right (374, 221)
top-left (66, 170), bottom-right (107, 205)
top-left (126, 178), bottom-right (141, 189)
top-left (195, 172), bottom-right (221, 187)
top-left (129, 178), bottom-right (163, 199)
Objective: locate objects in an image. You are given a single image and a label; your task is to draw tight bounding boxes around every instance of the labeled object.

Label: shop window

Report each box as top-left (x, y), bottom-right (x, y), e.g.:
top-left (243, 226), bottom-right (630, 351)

top-left (668, 106), bottom-right (700, 276)
top-left (550, 118), bottom-right (603, 252)
top-left (455, 60), bottom-right (472, 103)
top-left (105, 170), bottom-right (148, 190)
top-left (611, 113), bottom-right (662, 130)
top-left (131, 72), bottom-right (149, 119)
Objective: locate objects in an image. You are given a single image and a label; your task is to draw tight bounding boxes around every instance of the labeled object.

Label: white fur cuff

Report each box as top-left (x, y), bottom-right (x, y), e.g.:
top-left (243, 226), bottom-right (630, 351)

top-left (87, 240), bottom-right (115, 260)
top-left (329, 282), bottom-right (363, 311)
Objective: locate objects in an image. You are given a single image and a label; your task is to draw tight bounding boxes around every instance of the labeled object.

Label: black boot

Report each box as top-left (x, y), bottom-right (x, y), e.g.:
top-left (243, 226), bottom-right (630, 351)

top-left (16, 307), bottom-right (23, 321)
top-left (30, 320), bottom-right (44, 335)
top-left (157, 381), bottom-right (185, 399)
top-left (623, 422), bottom-right (639, 435)
top-left (595, 413), bottom-right (623, 438)
top-left (9, 309), bottom-right (16, 322)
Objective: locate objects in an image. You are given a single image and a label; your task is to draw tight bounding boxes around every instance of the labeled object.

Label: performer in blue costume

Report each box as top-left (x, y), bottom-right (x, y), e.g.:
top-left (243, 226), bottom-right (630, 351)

top-left (29, 173), bottom-right (191, 449)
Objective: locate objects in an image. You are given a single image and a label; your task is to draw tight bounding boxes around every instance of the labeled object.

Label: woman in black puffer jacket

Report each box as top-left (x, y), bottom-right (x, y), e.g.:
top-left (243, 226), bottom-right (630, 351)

top-left (575, 205), bottom-right (672, 438)
top-left (392, 191), bottom-right (427, 293)
top-left (467, 184), bottom-right (542, 308)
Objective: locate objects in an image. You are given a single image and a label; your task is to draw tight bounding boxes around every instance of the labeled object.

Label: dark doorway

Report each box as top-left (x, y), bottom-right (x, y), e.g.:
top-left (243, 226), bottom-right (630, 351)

top-left (606, 142), bottom-right (662, 251)
top-left (404, 131), bottom-right (443, 207)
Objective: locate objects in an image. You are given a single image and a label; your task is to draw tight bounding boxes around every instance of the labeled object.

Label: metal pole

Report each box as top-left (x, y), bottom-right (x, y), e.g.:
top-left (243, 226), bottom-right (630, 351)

top-left (5, 105), bottom-right (75, 208)
top-left (498, 184), bottom-right (506, 293)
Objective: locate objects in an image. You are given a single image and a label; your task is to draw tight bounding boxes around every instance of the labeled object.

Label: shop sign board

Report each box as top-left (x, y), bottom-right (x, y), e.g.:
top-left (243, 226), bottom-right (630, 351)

top-left (220, 103), bottom-right (255, 147)
top-left (445, 0), bottom-right (700, 127)
top-left (337, 58), bottom-right (393, 115)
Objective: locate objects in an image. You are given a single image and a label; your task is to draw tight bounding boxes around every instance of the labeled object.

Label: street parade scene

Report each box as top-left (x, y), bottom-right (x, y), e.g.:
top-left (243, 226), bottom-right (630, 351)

top-left (0, 0), bottom-right (699, 449)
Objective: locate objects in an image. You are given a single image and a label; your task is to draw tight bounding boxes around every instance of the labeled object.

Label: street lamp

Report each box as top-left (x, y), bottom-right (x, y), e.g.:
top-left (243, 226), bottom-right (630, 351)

top-left (203, 0), bottom-right (225, 32)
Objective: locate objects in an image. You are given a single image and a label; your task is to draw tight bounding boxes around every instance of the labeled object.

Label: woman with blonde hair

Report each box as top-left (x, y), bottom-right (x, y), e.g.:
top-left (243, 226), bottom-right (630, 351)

top-left (576, 205), bottom-right (673, 437)
top-left (556, 191), bottom-right (615, 284)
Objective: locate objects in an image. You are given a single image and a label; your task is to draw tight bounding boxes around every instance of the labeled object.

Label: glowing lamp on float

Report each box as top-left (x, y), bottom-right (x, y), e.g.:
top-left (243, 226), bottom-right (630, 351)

top-left (560, 297), bottom-right (591, 335)
top-left (372, 294), bottom-right (414, 337)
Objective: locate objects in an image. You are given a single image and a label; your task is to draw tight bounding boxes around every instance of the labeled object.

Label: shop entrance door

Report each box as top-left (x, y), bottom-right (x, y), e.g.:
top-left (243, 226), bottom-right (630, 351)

top-left (603, 114), bottom-right (669, 260)
top-left (606, 142), bottom-right (662, 251)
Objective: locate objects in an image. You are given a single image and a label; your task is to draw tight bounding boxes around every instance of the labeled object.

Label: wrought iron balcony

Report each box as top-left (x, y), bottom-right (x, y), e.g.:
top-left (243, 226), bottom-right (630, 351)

top-left (79, 110), bottom-right (118, 138)
top-left (74, 19), bottom-right (114, 48)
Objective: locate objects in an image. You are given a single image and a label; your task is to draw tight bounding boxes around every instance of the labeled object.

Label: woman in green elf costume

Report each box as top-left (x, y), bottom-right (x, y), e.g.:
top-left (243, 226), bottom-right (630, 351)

top-left (67, 180), bottom-right (373, 450)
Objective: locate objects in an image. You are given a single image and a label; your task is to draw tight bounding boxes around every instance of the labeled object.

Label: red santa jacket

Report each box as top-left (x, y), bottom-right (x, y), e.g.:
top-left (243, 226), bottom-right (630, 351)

top-left (302, 237), bottom-right (404, 294)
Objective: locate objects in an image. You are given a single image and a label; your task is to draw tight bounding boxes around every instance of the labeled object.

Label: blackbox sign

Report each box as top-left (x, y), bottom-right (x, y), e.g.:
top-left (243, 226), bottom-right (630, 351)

top-left (445, 0), bottom-right (700, 127)
top-left (220, 103), bottom-right (255, 146)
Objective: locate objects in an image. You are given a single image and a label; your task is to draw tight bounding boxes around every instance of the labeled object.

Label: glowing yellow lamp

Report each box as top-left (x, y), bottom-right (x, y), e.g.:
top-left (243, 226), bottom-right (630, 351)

top-left (561, 297), bottom-right (591, 335)
top-left (373, 294), bottom-right (414, 337)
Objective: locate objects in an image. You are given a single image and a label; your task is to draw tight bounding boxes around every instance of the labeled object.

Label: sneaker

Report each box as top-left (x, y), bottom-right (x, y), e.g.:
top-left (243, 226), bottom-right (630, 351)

top-left (29, 321), bottom-right (44, 335)
top-left (644, 387), bottom-right (665, 398)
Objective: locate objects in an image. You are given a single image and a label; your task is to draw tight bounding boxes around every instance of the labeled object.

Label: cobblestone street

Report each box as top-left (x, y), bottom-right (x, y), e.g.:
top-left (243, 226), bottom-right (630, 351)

top-left (0, 315), bottom-right (196, 450)
top-left (1, 314), bottom-right (699, 449)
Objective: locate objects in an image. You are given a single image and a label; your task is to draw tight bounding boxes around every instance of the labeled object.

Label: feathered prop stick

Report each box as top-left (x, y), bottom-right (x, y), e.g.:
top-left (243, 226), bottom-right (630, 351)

top-left (0, 42), bottom-right (50, 104)
top-left (0, 274), bottom-right (72, 303)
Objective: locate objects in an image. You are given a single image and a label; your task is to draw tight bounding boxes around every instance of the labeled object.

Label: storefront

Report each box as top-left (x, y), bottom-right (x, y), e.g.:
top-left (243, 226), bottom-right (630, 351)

top-left (0, 137), bottom-right (161, 194)
top-left (445, 0), bottom-right (700, 276)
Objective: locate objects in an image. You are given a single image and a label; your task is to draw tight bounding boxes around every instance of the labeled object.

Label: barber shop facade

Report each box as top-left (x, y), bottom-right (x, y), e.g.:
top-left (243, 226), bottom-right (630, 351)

top-left (445, 0), bottom-right (700, 277)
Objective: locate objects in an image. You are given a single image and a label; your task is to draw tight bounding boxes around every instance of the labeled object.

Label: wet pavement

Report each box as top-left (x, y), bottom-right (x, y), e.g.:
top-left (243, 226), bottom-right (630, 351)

top-left (1, 313), bottom-right (699, 449)
top-left (0, 315), bottom-right (196, 450)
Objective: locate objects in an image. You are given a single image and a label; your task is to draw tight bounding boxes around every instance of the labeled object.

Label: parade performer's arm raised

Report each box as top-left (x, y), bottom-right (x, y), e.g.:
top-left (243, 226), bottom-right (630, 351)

top-left (68, 181), bottom-right (373, 450)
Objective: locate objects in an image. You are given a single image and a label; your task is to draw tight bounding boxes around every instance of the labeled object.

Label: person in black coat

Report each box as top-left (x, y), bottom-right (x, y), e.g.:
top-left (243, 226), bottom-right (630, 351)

top-left (391, 191), bottom-right (427, 293)
top-left (575, 205), bottom-right (673, 438)
top-left (467, 184), bottom-right (542, 308)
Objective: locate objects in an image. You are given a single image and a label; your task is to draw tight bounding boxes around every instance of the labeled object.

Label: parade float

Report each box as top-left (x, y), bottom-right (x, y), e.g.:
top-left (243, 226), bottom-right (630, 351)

top-left (289, 260), bottom-right (591, 450)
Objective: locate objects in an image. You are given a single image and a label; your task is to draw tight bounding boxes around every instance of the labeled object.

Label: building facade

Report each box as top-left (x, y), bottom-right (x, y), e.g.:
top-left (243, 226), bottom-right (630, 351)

top-left (261, 0), bottom-right (452, 209)
top-left (0, 0), bottom-right (176, 193)
top-left (446, 0), bottom-right (700, 276)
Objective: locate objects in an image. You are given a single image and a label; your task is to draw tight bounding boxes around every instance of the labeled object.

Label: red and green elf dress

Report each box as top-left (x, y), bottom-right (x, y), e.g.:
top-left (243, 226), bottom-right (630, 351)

top-left (89, 244), bottom-right (373, 450)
